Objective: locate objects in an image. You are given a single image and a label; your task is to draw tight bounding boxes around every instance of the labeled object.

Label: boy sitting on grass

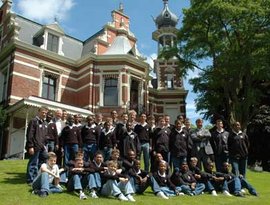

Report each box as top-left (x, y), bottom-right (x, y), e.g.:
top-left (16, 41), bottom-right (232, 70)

top-left (32, 152), bottom-right (63, 197)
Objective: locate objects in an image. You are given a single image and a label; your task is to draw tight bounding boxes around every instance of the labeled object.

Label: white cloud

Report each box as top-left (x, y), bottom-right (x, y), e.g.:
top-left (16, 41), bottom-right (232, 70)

top-left (16, 0), bottom-right (75, 23)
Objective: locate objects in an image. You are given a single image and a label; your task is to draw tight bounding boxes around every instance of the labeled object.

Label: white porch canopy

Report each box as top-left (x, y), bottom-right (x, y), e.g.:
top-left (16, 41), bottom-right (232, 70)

top-left (5, 96), bottom-right (94, 159)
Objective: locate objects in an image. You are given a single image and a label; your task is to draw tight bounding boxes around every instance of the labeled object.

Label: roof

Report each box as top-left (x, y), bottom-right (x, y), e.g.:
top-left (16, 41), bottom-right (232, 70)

top-left (14, 15), bottom-right (83, 60)
top-left (6, 96), bottom-right (94, 117)
top-left (155, 0), bottom-right (178, 29)
top-left (104, 35), bottom-right (132, 55)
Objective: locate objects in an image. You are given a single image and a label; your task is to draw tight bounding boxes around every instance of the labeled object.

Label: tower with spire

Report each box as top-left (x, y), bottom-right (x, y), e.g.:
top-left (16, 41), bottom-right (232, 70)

top-left (149, 0), bottom-right (188, 119)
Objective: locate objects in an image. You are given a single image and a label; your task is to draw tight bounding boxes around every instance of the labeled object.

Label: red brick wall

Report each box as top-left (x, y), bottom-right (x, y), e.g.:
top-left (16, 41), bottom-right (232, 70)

top-left (10, 75), bottom-right (39, 97)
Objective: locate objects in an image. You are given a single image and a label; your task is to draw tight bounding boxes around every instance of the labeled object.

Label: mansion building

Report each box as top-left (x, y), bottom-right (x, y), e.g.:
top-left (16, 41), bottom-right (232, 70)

top-left (0, 0), bottom-right (187, 158)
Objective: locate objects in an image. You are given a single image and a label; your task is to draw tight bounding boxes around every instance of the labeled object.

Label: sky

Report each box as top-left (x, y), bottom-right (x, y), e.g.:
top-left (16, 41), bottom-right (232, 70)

top-left (1, 0), bottom-right (208, 125)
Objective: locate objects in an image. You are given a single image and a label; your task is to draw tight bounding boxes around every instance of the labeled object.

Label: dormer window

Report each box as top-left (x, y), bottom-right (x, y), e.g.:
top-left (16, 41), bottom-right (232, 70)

top-left (33, 23), bottom-right (64, 55)
top-left (47, 33), bottom-right (59, 53)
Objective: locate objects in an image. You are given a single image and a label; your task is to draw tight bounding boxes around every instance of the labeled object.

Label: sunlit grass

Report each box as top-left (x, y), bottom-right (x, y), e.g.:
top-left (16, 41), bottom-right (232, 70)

top-left (0, 160), bottom-right (269, 205)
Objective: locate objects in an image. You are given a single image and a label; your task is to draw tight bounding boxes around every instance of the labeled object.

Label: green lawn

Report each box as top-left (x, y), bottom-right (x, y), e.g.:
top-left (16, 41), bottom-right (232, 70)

top-left (0, 160), bottom-right (269, 205)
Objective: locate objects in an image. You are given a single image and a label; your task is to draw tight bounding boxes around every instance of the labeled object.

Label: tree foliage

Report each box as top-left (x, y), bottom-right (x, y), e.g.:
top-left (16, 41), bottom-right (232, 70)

top-left (164, 0), bottom-right (270, 128)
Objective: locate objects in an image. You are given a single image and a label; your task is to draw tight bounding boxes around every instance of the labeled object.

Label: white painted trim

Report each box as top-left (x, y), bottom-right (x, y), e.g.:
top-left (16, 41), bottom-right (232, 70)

top-left (14, 59), bottom-right (39, 69)
top-left (60, 82), bottom-right (93, 92)
top-left (11, 71), bottom-right (40, 82)
top-left (10, 95), bottom-right (23, 100)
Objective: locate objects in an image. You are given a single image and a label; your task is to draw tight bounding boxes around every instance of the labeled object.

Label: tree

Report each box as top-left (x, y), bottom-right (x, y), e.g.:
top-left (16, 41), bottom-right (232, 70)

top-left (163, 0), bottom-right (270, 129)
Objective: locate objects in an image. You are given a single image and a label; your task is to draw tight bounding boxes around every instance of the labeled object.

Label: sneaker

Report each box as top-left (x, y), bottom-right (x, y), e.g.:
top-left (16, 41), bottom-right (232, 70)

top-left (235, 192), bottom-right (245, 197)
top-left (126, 194), bottom-right (136, 202)
top-left (250, 191), bottom-right (258, 196)
top-left (90, 191), bottom-right (99, 198)
top-left (79, 192), bottom-right (87, 200)
top-left (177, 192), bottom-right (185, 196)
top-left (118, 193), bottom-right (128, 201)
top-left (156, 191), bottom-right (169, 199)
top-left (223, 190), bottom-right (232, 196)
top-left (56, 184), bottom-right (64, 191)
top-left (38, 191), bottom-right (48, 198)
top-left (32, 189), bottom-right (39, 195)
top-left (211, 190), bottom-right (218, 196)
top-left (241, 189), bottom-right (246, 194)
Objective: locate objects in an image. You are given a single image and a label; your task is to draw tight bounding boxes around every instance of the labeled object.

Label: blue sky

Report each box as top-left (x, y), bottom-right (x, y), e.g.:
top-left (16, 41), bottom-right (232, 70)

top-left (1, 0), bottom-right (208, 125)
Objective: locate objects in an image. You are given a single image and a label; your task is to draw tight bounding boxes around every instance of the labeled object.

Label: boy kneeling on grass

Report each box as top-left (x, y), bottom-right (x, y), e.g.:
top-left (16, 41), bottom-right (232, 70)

top-left (32, 152), bottom-right (63, 197)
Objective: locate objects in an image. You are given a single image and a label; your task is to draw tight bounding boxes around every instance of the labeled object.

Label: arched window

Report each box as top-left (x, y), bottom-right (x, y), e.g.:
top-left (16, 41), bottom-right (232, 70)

top-left (104, 78), bottom-right (118, 106)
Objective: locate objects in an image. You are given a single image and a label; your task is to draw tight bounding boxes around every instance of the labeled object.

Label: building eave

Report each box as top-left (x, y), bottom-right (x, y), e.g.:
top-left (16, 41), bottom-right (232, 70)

top-left (6, 96), bottom-right (93, 117)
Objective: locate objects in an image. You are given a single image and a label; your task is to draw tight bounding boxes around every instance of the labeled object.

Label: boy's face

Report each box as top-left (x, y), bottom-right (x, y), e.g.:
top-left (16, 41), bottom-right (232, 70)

top-left (39, 109), bottom-right (48, 120)
top-left (185, 120), bottom-right (191, 128)
top-left (156, 154), bottom-right (163, 161)
top-left (175, 121), bottom-right (182, 130)
top-left (105, 121), bottom-right (112, 130)
top-left (140, 114), bottom-right (146, 122)
top-left (165, 116), bottom-right (170, 124)
top-left (126, 122), bottom-right (133, 131)
top-left (223, 163), bottom-right (230, 172)
top-left (95, 154), bottom-right (103, 164)
top-left (190, 160), bottom-right (197, 168)
top-left (48, 157), bottom-right (57, 167)
top-left (207, 163), bottom-right (214, 172)
top-left (135, 161), bottom-right (141, 170)
top-left (196, 120), bottom-right (203, 128)
top-left (68, 116), bottom-right (75, 124)
top-left (159, 162), bottom-right (167, 173)
top-left (111, 152), bottom-right (119, 160)
top-left (108, 164), bottom-right (117, 172)
top-left (128, 151), bottom-right (136, 160)
top-left (75, 159), bottom-right (84, 168)
top-left (159, 119), bottom-right (165, 127)
top-left (87, 117), bottom-right (94, 125)
top-left (181, 163), bottom-right (189, 172)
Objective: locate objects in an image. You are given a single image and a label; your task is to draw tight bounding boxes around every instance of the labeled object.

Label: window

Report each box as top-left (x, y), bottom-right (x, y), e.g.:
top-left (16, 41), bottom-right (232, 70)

top-left (166, 74), bottom-right (174, 89)
top-left (104, 78), bottom-right (118, 106)
top-left (0, 71), bottom-right (7, 102)
top-left (42, 74), bottom-right (57, 100)
top-left (130, 80), bottom-right (139, 112)
top-left (47, 33), bottom-right (59, 53)
top-left (0, 26), bottom-right (3, 48)
top-left (33, 33), bottom-right (44, 47)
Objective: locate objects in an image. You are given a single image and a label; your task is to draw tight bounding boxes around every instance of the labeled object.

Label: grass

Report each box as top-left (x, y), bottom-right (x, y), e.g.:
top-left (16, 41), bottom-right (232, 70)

top-left (0, 160), bottom-right (269, 205)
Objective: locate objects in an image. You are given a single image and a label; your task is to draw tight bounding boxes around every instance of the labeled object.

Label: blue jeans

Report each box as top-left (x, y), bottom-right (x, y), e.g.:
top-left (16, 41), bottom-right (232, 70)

top-left (83, 143), bottom-right (97, 162)
top-left (32, 172), bottom-right (62, 194)
top-left (140, 143), bottom-right (150, 172)
top-left (205, 179), bottom-right (229, 192)
top-left (47, 141), bottom-right (56, 152)
top-left (230, 157), bottom-right (247, 178)
top-left (130, 176), bottom-right (150, 194)
top-left (171, 156), bottom-right (187, 171)
top-left (101, 147), bottom-right (112, 162)
top-left (88, 173), bottom-right (102, 190)
top-left (180, 183), bottom-right (205, 195)
top-left (240, 177), bottom-right (257, 195)
top-left (151, 176), bottom-right (182, 196)
top-left (26, 150), bottom-right (48, 183)
top-left (64, 144), bottom-right (79, 166)
top-left (67, 174), bottom-right (86, 191)
top-left (101, 179), bottom-right (134, 197)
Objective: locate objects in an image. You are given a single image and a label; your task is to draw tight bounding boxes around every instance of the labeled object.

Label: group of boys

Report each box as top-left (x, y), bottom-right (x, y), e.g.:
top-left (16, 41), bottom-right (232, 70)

top-left (25, 106), bottom-right (258, 200)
